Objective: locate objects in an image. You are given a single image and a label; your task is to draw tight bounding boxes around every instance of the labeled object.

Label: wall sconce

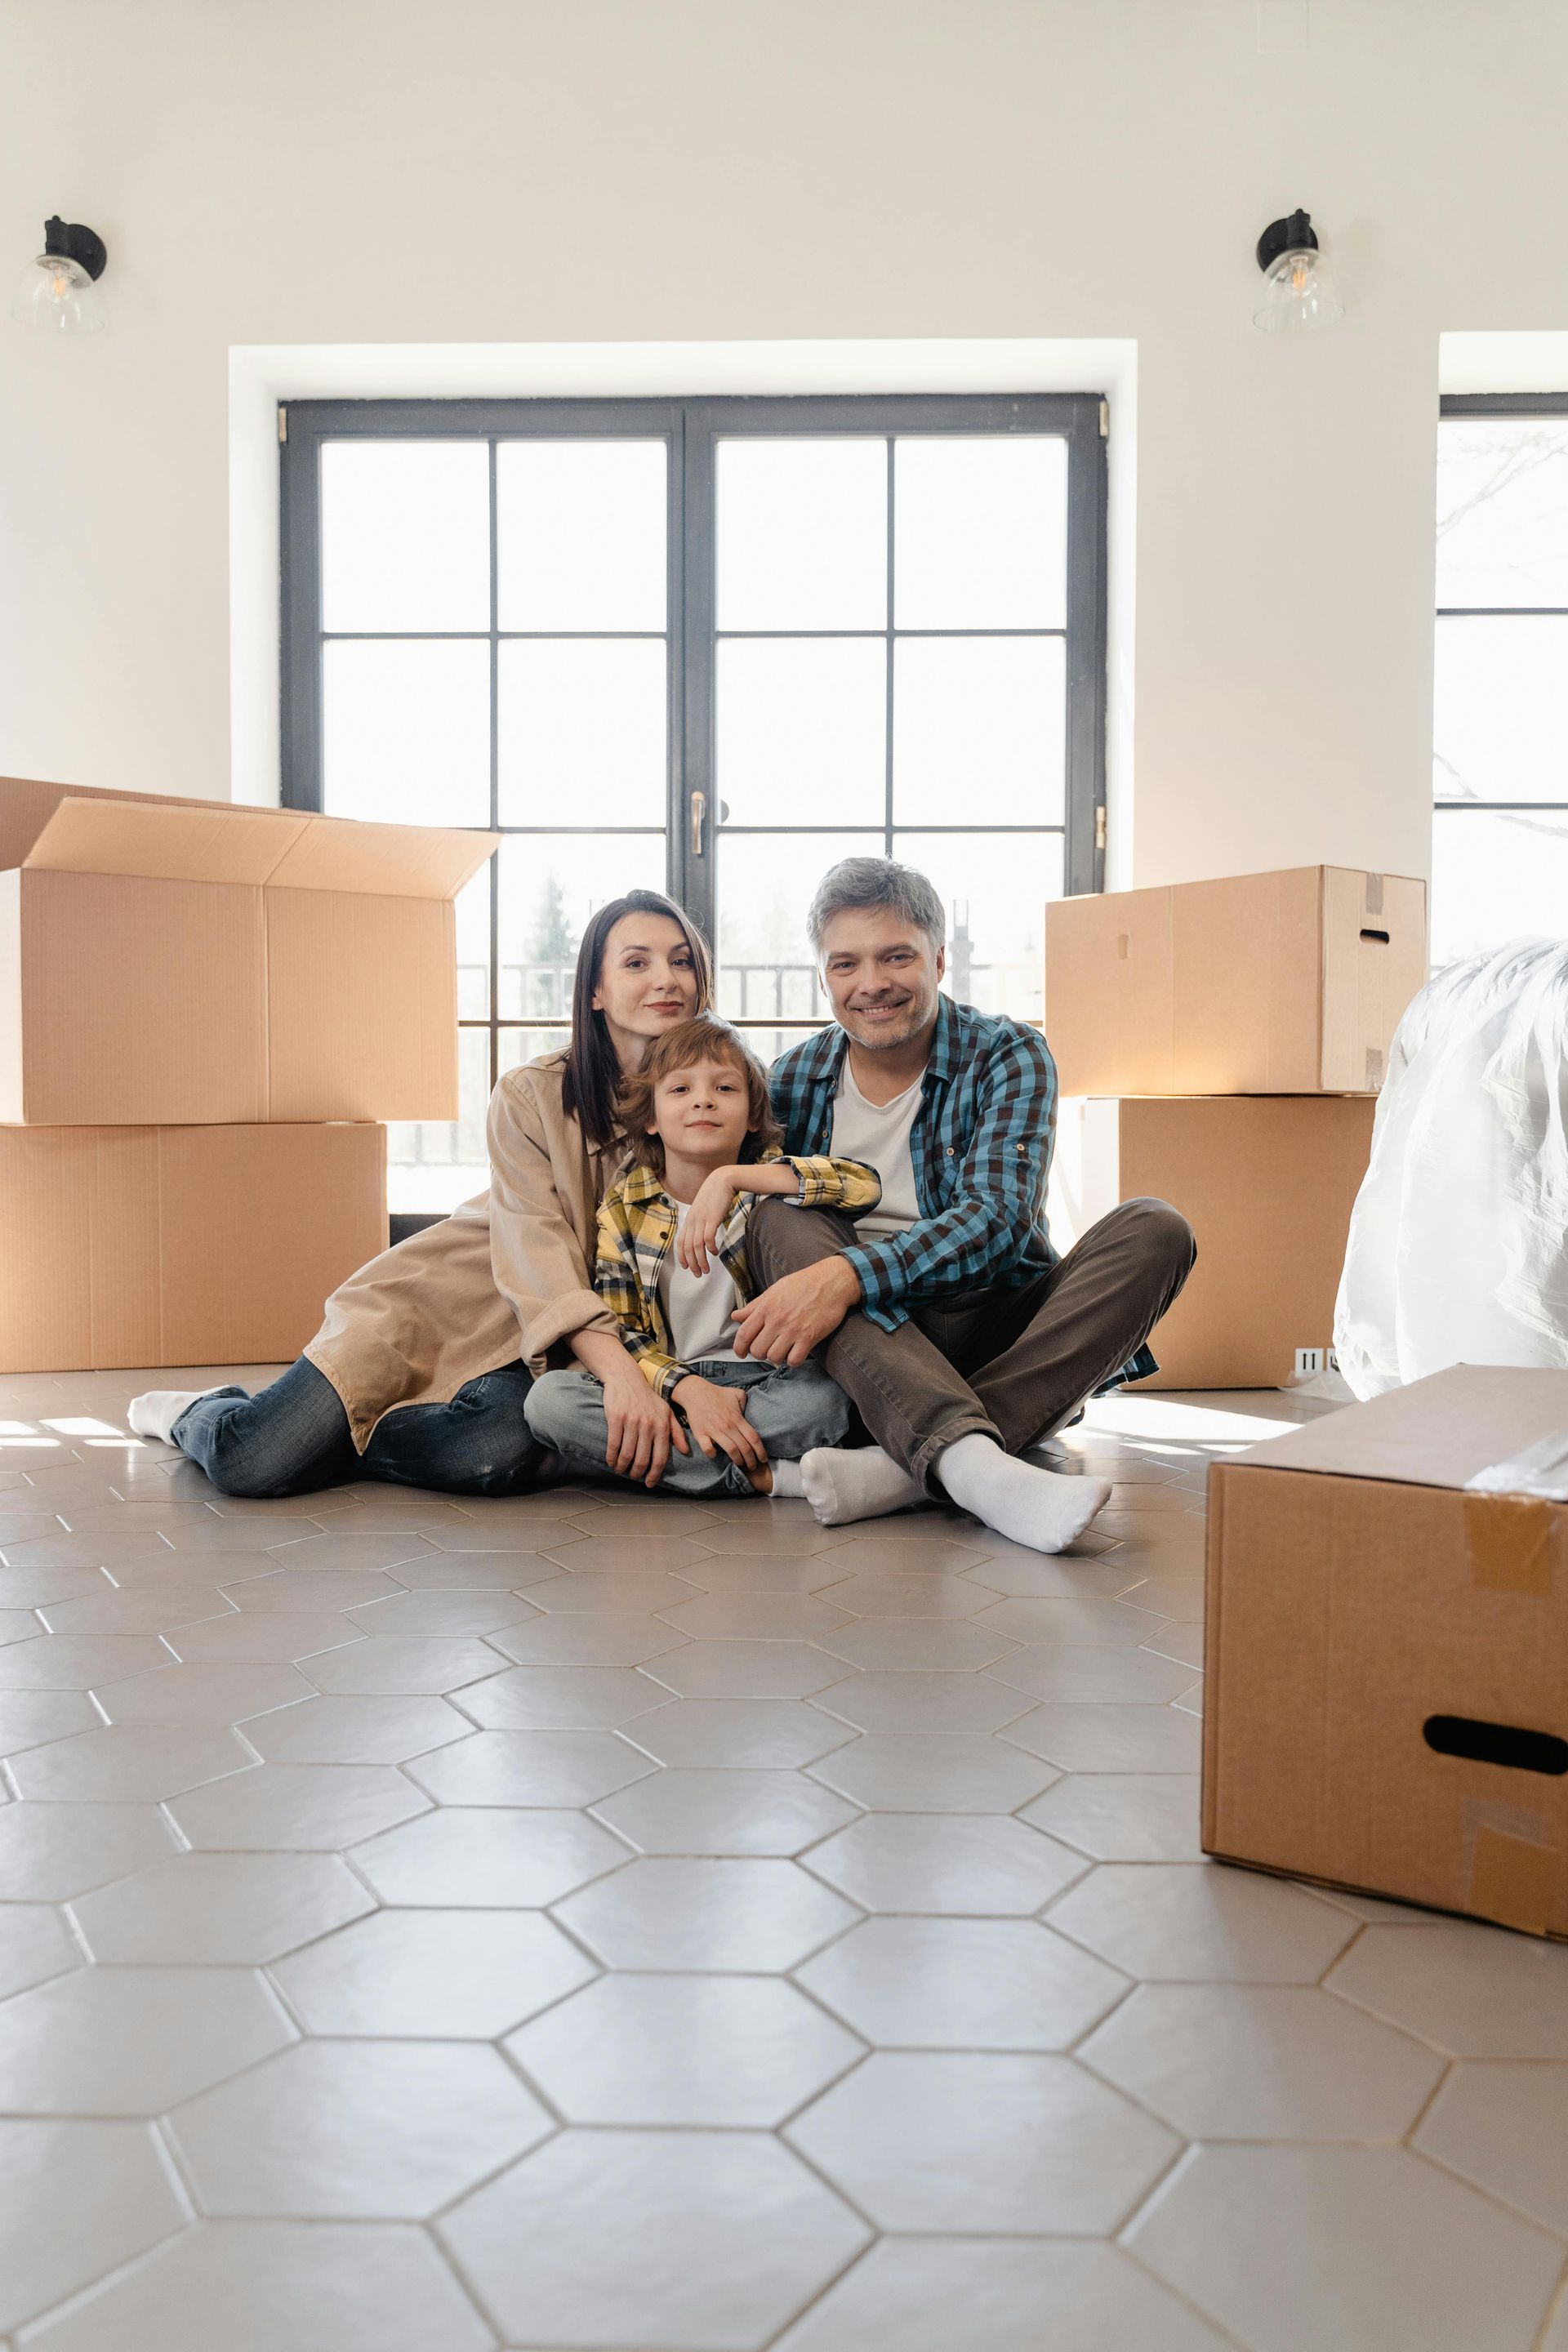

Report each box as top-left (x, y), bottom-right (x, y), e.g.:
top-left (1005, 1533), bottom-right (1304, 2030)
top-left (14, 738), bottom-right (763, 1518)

top-left (11, 217), bottom-right (109, 335)
top-left (1253, 209), bottom-right (1343, 333)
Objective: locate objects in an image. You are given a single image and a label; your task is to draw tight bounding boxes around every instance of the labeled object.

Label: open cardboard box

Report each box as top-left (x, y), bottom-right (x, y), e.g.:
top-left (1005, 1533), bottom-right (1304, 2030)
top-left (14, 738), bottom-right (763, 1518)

top-left (0, 1120), bottom-right (386, 1371)
top-left (1045, 865), bottom-right (1428, 1097)
top-left (0, 777), bottom-right (497, 1125)
top-left (1047, 1094), bottom-right (1376, 1389)
top-left (1204, 1366), bottom-right (1568, 1937)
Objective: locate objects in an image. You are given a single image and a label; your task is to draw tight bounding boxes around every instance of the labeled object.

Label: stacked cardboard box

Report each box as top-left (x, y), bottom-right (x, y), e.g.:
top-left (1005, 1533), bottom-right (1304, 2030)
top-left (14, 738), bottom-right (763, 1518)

top-left (1204, 1365), bottom-right (1568, 1936)
top-left (0, 777), bottom-right (497, 1371)
top-left (1045, 866), bottom-right (1428, 1388)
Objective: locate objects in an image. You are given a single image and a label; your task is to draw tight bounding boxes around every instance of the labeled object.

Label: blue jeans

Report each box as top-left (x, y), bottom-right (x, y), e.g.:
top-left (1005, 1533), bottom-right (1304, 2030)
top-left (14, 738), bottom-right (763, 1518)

top-left (171, 1355), bottom-right (546, 1500)
top-left (524, 1357), bottom-right (849, 1499)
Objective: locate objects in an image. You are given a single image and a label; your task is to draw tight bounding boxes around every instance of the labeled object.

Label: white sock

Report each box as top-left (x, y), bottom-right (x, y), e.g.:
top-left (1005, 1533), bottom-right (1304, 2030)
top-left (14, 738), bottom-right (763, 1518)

top-left (935, 1432), bottom-right (1111, 1555)
top-left (767, 1458), bottom-right (806, 1499)
top-left (800, 1445), bottom-right (927, 1526)
top-left (127, 1387), bottom-right (230, 1445)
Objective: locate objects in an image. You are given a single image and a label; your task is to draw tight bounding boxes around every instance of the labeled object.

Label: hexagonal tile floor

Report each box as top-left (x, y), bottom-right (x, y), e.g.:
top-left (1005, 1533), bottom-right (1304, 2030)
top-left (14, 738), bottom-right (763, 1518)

top-left (0, 1368), bottom-right (1566, 2351)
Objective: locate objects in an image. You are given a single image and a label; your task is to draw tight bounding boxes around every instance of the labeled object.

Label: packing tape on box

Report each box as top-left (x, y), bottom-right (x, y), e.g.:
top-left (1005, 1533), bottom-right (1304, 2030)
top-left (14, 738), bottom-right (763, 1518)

top-left (1365, 1048), bottom-right (1384, 1089)
top-left (1469, 1824), bottom-right (1559, 1937)
top-left (1467, 1428), bottom-right (1568, 1501)
top-left (1365, 871), bottom-right (1384, 916)
top-left (1462, 1494), bottom-right (1557, 1596)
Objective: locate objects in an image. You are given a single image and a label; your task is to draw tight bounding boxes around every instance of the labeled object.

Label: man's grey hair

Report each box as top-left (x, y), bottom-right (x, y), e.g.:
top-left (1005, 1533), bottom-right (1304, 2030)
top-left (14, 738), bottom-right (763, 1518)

top-left (806, 856), bottom-right (947, 957)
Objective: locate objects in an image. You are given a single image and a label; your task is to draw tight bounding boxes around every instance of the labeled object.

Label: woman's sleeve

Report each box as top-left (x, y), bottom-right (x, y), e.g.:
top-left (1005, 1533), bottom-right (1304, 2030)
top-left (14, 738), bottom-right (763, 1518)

top-left (487, 1070), bottom-right (620, 1372)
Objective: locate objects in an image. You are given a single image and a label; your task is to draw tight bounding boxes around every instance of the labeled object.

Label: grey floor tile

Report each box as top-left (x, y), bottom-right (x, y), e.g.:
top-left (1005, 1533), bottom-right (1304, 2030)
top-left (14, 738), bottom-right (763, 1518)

top-left (167, 1762), bottom-right (429, 1851)
top-left (451, 1664), bottom-right (672, 1727)
top-left (229, 1569), bottom-right (408, 1613)
top-left (1020, 1772), bottom-right (1206, 1861)
top-left (0, 1963), bottom-right (295, 2115)
top-left (241, 1693), bottom-right (470, 1764)
top-left (352, 1805), bottom-right (630, 1905)
top-left (786, 2049), bottom-right (1179, 2232)
top-left (810, 1668), bottom-right (1031, 1735)
top-left (532, 1535), bottom-right (716, 1576)
top-left (0, 2119), bottom-right (187, 2337)
top-left (658, 1591), bottom-right (855, 1640)
top-left (987, 1642), bottom-right (1196, 1703)
top-left (0, 1799), bottom-right (180, 1899)
top-left (593, 1766), bottom-right (858, 1855)
top-left (92, 1662), bottom-right (315, 1726)
top-left (622, 1696), bottom-right (856, 1768)
top-left (261, 1530), bottom-right (445, 1573)
top-left (0, 1634), bottom-right (172, 1690)
top-left (168, 2038), bottom-right (550, 2217)
top-left (808, 1732), bottom-right (1057, 1813)
top-left (808, 1570), bottom-right (994, 1618)
top-left (817, 1619), bottom-right (1020, 1671)
top-left (801, 1810), bottom-right (1089, 1914)
top-left (1080, 1981), bottom-right (1446, 2137)
top-left (160, 1613), bottom-right (364, 1664)
top-left (0, 1691), bottom-right (100, 1758)
top-left (0, 1905), bottom-right (80, 2000)
top-left (1126, 2142), bottom-right (1564, 2352)
top-left (1414, 2060), bottom-right (1568, 2230)
top-left (639, 1638), bottom-right (853, 1699)
top-left (482, 1611), bottom-right (689, 1667)
top-left (555, 1855), bottom-right (858, 1971)
top-left (772, 2237), bottom-right (1236, 2352)
top-left (506, 1970), bottom-right (863, 2123)
top-left (1325, 1920), bottom-right (1568, 2056)
top-left (69, 1851), bottom-right (375, 1964)
top-left (271, 1906), bottom-right (597, 2037)
top-left (439, 2127), bottom-right (870, 2349)
top-left (298, 1636), bottom-right (509, 1696)
top-left (19, 2218), bottom-right (497, 2350)
top-left (342, 1588), bottom-right (532, 1637)
top-left (1000, 1699), bottom-right (1204, 1771)
top-left (35, 1584), bottom-right (233, 1636)
top-left (797, 1915), bottom-right (1129, 2048)
top-left (7, 1725), bottom-right (256, 1802)
top-left (1049, 1861), bottom-right (1358, 1982)
top-left (403, 1727), bottom-right (655, 1806)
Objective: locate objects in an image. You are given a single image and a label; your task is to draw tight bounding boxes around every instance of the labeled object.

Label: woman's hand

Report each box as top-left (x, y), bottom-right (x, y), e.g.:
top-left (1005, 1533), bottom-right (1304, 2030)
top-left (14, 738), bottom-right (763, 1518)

top-left (600, 1367), bottom-right (688, 1487)
top-left (676, 1169), bottom-right (742, 1276)
top-left (671, 1374), bottom-right (768, 1478)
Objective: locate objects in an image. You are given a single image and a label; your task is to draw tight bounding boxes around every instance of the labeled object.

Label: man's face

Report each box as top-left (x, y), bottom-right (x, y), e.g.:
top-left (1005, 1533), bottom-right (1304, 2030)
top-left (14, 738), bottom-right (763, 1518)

top-left (818, 905), bottom-right (945, 1053)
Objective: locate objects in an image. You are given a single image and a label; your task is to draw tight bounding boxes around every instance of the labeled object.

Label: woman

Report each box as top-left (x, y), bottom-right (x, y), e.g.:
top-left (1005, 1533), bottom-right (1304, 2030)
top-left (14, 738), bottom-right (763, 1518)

top-left (127, 889), bottom-right (710, 1498)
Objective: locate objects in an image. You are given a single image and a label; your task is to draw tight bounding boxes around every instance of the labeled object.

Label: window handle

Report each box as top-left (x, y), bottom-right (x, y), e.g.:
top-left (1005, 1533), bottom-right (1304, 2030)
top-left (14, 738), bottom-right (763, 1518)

top-left (689, 789), bottom-right (706, 858)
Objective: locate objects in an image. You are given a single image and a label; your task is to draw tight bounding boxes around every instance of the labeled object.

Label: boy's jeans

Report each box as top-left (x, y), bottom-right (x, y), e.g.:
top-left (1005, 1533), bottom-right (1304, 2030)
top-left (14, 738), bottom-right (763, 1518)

top-left (524, 1357), bottom-right (849, 1498)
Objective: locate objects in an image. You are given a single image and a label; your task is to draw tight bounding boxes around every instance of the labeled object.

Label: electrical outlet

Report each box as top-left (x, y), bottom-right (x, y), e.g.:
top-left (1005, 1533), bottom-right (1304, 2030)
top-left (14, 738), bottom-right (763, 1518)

top-left (1294, 1347), bottom-right (1327, 1375)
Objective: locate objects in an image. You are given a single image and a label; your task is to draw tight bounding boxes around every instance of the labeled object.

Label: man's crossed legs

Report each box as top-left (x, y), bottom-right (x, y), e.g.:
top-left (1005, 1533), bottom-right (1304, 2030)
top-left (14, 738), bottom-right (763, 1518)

top-left (746, 1195), bottom-right (1196, 1549)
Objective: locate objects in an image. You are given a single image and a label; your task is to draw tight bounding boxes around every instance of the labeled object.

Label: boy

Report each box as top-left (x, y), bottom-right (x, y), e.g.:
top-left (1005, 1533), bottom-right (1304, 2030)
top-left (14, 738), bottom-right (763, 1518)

top-left (524, 1014), bottom-right (880, 1495)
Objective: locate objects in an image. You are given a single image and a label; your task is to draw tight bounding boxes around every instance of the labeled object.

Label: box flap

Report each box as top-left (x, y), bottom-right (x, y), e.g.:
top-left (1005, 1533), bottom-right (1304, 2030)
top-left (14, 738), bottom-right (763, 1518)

top-left (21, 796), bottom-right (311, 884)
top-left (1236, 1365), bottom-right (1568, 1492)
top-left (265, 816), bottom-right (497, 899)
top-left (5, 784), bottom-right (497, 900)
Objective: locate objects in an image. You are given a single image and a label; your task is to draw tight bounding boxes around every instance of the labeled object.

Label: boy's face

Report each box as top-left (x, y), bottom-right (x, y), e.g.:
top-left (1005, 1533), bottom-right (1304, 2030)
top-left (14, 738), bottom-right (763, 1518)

top-left (649, 1054), bottom-right (753, 1166)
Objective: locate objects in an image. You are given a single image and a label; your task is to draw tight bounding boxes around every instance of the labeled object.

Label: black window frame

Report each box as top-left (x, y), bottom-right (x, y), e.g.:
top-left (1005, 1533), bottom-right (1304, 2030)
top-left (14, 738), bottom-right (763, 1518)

top-left (280, 390), bottom-right (1108, 1085)
top-left (1435, 391), bottom-right (1568, 960)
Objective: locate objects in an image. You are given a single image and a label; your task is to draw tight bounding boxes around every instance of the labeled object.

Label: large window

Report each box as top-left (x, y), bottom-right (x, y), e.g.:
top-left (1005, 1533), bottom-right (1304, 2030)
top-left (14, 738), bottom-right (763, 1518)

top-left (282, 395), bottom-right (1107, 1208)
top-left (1435, 396), bottom-right (1568, 969)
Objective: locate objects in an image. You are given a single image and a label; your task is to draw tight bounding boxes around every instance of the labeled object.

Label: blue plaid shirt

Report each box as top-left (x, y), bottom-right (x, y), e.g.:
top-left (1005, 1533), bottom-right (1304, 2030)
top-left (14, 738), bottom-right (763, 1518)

top-left (769, 995), bottom-right (1157, 1383)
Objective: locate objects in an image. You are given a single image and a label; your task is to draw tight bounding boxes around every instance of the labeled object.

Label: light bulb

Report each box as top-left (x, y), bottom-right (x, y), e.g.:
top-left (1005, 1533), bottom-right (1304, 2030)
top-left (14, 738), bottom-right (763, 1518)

top-left (10, 218), bottom-right (109, 335)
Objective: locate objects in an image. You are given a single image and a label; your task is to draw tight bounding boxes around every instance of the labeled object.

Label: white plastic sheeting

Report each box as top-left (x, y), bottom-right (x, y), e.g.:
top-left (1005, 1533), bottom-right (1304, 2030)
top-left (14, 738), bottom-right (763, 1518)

top-left (1334, 939), bottom-right (1568, 1398)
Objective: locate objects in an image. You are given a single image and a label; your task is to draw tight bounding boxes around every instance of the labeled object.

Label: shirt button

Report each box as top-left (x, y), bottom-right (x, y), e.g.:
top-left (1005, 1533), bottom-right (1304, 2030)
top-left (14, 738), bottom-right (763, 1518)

top-left (946, 1147), bottom-right (954, 1157)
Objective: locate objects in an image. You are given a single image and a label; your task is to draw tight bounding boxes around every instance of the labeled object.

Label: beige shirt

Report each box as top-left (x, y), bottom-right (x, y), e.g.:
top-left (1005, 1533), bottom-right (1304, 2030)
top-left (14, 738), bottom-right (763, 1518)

top-left (306, 1053), bottom-right (622, 1450)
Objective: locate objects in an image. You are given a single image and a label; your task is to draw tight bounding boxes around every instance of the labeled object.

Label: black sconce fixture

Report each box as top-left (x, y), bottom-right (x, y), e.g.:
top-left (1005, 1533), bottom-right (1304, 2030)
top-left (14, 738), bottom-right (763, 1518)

top-left (11, 216), bottom-right (109, 335)
top-left (1254, 209), bottom-right (1343, 333)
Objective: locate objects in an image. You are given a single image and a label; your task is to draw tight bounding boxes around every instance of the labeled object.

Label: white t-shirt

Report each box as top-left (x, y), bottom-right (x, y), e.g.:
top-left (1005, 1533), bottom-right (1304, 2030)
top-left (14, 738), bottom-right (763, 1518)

top-left (829, 1058), bottom-right (924, 1239)
top-left (658, 1201), bottom-right (741, 1364)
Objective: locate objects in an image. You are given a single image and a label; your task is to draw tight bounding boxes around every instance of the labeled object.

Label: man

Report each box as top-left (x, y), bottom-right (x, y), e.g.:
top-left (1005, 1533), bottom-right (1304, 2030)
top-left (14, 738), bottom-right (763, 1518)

top-left (733, 857), bottom-right (1196, 1554)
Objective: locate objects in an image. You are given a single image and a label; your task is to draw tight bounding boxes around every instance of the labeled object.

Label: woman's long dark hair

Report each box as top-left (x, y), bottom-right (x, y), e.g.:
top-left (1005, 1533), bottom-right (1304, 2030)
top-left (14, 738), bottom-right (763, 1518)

top-left (561, 889), bottom-right (714, 1151)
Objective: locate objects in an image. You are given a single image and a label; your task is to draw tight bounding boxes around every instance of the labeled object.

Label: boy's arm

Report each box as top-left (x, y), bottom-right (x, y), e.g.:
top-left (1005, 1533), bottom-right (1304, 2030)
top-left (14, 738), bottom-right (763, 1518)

top-left (595, 1196), bottom-right (688, 1401)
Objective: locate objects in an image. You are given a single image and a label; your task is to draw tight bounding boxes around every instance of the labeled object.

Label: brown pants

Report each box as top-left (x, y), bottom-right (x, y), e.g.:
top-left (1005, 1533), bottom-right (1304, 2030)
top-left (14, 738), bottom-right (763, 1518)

top-left (747, 1196), bottom-right (1196, 1493)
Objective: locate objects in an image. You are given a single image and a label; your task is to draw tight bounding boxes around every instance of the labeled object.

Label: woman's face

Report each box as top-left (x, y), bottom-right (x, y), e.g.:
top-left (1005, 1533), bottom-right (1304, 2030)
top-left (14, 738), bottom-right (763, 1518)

top-left (591, 913), bottom-right (701, 1058)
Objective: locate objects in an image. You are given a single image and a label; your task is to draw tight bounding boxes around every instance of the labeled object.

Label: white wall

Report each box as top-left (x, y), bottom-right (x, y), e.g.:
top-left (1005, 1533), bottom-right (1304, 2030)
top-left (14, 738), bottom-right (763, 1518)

top-left (3, 0), bottom-right (1566, 888)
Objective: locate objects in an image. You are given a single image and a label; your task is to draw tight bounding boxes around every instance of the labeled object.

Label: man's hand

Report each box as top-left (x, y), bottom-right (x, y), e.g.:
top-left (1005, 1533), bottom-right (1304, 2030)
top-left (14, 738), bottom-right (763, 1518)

top-left (600, 1369), bottom-right (688, 1487)
top-left (733, 1257), bottom-right (861, 1368)
top-left (671, 1374), bottom-right (768, 1477)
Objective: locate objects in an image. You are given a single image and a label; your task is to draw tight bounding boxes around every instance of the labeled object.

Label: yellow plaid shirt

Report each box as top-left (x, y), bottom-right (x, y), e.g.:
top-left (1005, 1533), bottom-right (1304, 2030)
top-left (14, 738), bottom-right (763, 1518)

top-left (595, 1149), bottom-right (882, 1399)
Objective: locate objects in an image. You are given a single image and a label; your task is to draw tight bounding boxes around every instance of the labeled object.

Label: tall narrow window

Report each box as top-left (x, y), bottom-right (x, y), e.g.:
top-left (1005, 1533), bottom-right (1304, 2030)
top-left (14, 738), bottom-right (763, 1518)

top-left (283, 394), bottom-right (1106, 1209)
top-left (1435, 398), bottom-right (1568, 969)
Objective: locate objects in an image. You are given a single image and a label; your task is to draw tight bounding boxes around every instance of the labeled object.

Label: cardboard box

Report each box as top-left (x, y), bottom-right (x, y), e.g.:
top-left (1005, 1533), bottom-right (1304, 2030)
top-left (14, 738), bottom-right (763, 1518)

top-left (0, 777), bottom-right (497, 1125)
top-left (1045, 865), bottom-right (1428, 1097)
top-left (1203, 1366), bottom-right (1568, 1938)
top-left (1048, 1094), bottom-right (1376, 1389)
top-left (0, 1121), bottom-right (386, 1371)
